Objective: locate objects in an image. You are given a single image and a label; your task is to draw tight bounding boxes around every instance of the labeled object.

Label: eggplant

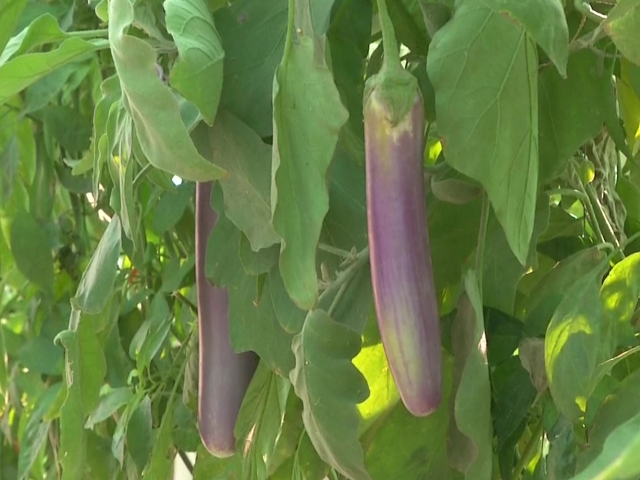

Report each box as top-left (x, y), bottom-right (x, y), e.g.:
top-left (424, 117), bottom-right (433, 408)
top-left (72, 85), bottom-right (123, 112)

top-left (363, 0), bottom-right (442, 416)
top-left (196, 181), bottom-right (258, 457)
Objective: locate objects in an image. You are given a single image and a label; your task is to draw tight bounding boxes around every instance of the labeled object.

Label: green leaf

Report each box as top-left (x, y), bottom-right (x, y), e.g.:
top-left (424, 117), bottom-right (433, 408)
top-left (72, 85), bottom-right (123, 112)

top-left (569, 410), bottom-right (640, 480)
top-left (0, 0), bottom-right (28, 56)
top-left (193, 444), bottom-right (242, 480)
top-left (234, 362), bottom-right (289, 480)
top-left (44, 105), bottom-right (92, 153)
top-left (126, 394), bottom-right (153, 475)
top-left (364, 353), bottom-right (454, 480)
top-left (9, 209), bottom-right (54, 293)
top-left (310, 0), bottom-right (336, 34)
top-left (18, 337), bottom-right (64, 376)
top-left (151, 183), bottom-right (193, 235)
top-left (327, 0), bottom-right (372, 164)
top-left (482, 0), bottom-right (568, 75)
top-left (137, 294), bottom-right (172, 372)
top-left (72, 216), bottom-right (122, 315)
top-left (85, 387), bottom-right (134, 428)
top-left (272, 1), bottom-right (349, 309)
top-left (0, 14), bottom-right (70, 65)
top-left (23, 63), bottom-right (76, 114)
top-left (239, 234), bottom-right (279, 276)
top-left (107, 0), bottom-right (226, 182)
top-left (538, 49), bottom-right (613, 183)
top-left (206, 203), bottom-right (295, 375)
top-left (191, 109), bottom-right (280, 250)
top-left (290, 309), bottom-right (371, 480)
top-left (545, 259), bottom-right (608, 421)
top-left (482, 195), bottom-right (549, 315)
top-left (448, 271), bottom-right (493, 480)
top-left (599, 253), bottom-right (640, 352)
top-left (57, 314), bottom-right (108, 480)
top-left (0, 37), bottom-right (106, 105)
top-left (164, 0), bottom-right (224, 125)
top-left (143, 401), bottom-right (175, 480)
top-left (604, 0), bottom-right (640, 67)
top-left (386, 0), bottom-right (430, 55)
top-left (427, 2), bottom-right (538, 264)
top-left (215, 0), bottom-right (288, 137)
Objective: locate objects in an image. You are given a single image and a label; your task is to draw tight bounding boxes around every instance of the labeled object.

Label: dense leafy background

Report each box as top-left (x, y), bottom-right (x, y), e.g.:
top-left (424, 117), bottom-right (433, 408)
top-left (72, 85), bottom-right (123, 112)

top-left (2, 0), bottom-right (640, 479)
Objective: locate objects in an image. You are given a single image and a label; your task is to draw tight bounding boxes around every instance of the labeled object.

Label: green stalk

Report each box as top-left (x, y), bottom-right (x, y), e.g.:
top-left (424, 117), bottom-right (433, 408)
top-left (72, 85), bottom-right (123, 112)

top-left (376, 0), bottom-right (402, 72)
top-left (513, 419), bottom-right (544, 480)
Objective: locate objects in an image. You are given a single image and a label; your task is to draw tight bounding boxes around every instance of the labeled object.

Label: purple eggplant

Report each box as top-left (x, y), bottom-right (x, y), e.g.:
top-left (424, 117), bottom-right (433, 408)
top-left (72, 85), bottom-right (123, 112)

top-left (196, 181), bottom-right (258, 457)
top-left (363, 0), bottom-right (442, 416)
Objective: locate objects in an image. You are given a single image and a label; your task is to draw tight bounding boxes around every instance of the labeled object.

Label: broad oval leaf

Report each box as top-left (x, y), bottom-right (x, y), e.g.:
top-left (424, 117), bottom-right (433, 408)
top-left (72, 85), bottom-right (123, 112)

top-left (427, 1), bottom-right (538, 264)
top-left (290, 309), bottom-right (371, 480)
top-left (272, 1), bottom-right (349, 309)
top-left (107, 0), bottom-right (226, 182)
top-left (604, 0), bottom-right (640, 67)
top-left (164, 0), bottom-right (224, 125)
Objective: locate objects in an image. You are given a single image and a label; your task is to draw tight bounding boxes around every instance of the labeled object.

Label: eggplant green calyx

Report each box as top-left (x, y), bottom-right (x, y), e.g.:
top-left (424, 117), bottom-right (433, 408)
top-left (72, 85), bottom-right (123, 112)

top-left (365, 0), bottom-right (420, 125)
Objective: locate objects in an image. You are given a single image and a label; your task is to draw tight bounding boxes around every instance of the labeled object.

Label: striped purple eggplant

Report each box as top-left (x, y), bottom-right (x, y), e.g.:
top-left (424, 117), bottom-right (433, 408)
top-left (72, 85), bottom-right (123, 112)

top-left (196, 181), bottom-right (258, 457)
top-left (364, 24), bottom-right (442, 415)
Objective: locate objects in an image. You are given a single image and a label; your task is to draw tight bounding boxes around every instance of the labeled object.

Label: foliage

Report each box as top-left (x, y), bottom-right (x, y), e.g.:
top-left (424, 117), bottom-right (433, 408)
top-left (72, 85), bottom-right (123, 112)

top-left (2, 0), bottom-right (640, 479)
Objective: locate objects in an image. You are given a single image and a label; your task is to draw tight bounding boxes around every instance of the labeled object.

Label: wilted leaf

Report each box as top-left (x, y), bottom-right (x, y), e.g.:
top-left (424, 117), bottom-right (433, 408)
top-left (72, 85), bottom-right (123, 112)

top-left (428, 2), bottom-right (538, 264)
top-left (164, 0), bottom-right (224, 124)
top-left (290, 309), bottom-right (371, 480)
top-left (518, 338), bottom-right (548, 394)
top-left (271, 0), bottom-right (349, 309)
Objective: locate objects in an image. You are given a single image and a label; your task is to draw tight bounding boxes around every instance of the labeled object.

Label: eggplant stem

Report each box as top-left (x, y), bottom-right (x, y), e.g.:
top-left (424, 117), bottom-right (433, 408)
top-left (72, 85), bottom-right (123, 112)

top-left (375, 0), bottom-right (402, 73)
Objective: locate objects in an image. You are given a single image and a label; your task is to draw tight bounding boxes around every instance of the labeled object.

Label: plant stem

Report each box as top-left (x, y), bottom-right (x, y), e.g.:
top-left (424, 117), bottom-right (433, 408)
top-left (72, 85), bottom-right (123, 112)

top-left (178, 450), bottom-right (194, 474)
top-left (317, 243), bottom-right (354, 258)
top-left (375, 0), bottom-right (402, 72)
top-left (475, 192), bottom-right (490, 295)
top-left (282, 0), bottom-right (295, 65)
top-left (513, 419), bottom-right (544, 480)
top-left (132, 163), bottom-right (153, 189)
top-left (68, 29), bottom-right (109, 39)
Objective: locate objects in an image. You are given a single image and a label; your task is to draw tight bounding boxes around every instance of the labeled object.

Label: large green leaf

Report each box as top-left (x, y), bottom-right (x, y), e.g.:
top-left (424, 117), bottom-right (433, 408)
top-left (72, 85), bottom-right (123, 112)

top-left (192, 110), bottom-right (279, 250)
top-left (599, 252), bottom-right (640, 352)
top-left (427, 1), bottom-right (538, 264)
top-left (271, 0), bottom-right (348, 310)
top-left (164, 0), bottom-right (224, 125)
top-left (538, 49), bottom-right (613, 183)
top-left (9, 209), bottom-right (54, 293)
top-left (0, 36), bottom-right (106, 109)
top-left (482, 0), bottom-right (568, 75)
top-left (448, 271), bottom-right (493, 480)
top-left (234, 362), bottom-right (289, 480)
top-left (215, 0), bottom-right (288, 137)
top-left (72, 216), bottom-right (122, 315)
top-left (364, 354), bottom-right (455, 480)
top-left (142, 400), bottom-right (175, 480)
top-left (107, 0), bottom-right (226, 182)
top-left (193, 444), bottom-right (242, 479)
top-left (569, 410), bottom-right (640, 480)
top-left (545, 259), bottom-right (608, 421)
top-left (290, 309), bottom-right (371, 480)
top-left (0, 14), bottom-right (70, 65)
top-left (604, 0), bottom-right (640, 66)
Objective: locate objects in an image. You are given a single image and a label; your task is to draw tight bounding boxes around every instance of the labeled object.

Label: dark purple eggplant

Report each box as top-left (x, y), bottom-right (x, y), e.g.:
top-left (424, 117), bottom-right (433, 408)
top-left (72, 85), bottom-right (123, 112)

top-left (363, 0), bottom-right (442, 416)
top-left (196, 181), bottom-right (258, 457)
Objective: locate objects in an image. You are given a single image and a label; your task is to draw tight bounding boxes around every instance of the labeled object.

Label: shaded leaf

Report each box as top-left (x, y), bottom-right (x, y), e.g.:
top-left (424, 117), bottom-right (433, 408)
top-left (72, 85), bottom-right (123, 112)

top-left (448, 271), bottom-right (493, 480)
top-left (193, 444), bottom-right (243, 479)
top-left (143, 400), bottom-right (175, 480)
top-left (164, 0), bottom-right (224, 124)
top-left (428, 2), bottom-right (538, 264)
top-left (290, 309), bottom-right (371, 480)
top-left (271, 0), bottom-right (349, 309)
top-left (604, 0), bottom-right (640, 66)
top-left (239, 234), bottom-right (279, 276)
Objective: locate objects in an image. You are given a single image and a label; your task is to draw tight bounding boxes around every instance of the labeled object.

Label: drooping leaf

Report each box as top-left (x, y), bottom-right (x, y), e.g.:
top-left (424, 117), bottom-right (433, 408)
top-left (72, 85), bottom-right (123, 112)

top-left (448, 271), bottom-right (493, 480)
top-left (0, 0), bottom-right (28, 57)
top-left (604, 0), bottom-right (640, 66)
top-left (427, 2), bottom-right (538, 264)
top-left (72, 216), bottom-right (122, 315)
top-left (136, 294), bottom-right (172, 373)
top-left (234, 362), bottom-right (290, 480)
top-left (192, 109), bottom-right (280, 250)
top-left (271, 0), bottom-right (349, 309)
top-left (290, 309), bottom-right (371, 480)
top-left (9, 209), bottom-right (54, 293)
top-left (107, 0), bottom-right (226, 181)
top-left (143, 400), bottom-right (175, 480)
top-left (126, 394), bottom-right (153, 475)
top-left (545, 259), bottom-right (608, 421)
top-left (85, 387), bottom-right (134, 428)
top-left (215, 0), bottom-right (288, 137)
top-left (164, 0), bottom-right (224, 125)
